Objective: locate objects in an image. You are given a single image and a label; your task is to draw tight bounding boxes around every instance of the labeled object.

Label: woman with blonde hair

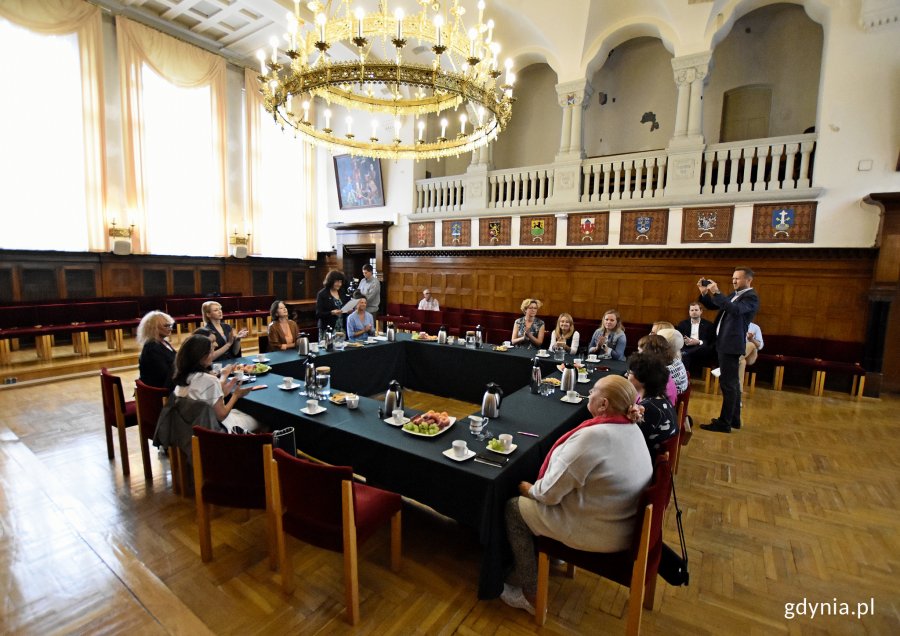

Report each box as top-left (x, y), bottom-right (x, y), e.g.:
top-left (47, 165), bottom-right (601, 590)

top-left (137, 310), bottom-right (177, 388)
top-left (587, 309), bottom-right (626, 360)
top-left (511, 298), bottom-right (546, 348)
top-left (201, 300), bottom-right (246, 361)
top-left (549, 313), bottom-right (580, 354)
top-left (501, 374), bottom-right (652, 614)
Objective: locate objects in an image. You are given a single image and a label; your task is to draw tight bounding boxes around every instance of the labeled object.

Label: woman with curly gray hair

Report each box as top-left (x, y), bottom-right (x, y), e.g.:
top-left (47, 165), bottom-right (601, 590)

top-left (137, 310), bottom-right (176, 389)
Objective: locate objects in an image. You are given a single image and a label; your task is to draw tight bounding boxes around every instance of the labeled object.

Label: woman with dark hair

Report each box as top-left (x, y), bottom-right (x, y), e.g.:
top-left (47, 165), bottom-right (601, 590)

top-left (637, 334), bottom-right (679, 404)
top-left (587, 309), bottom-right (626, 360)
top-left (137, 310), bottom-right (177, 389)
top-left (501, 375), bottom-right (652, 614)
top-left (627, 351), bottom-right (679, 455)
top-left (267, 300), bottom-right (300, 351)
top-left (172, 335), bottom-right (257, 432)
top-left (315, 270), bottom-right (349, 335)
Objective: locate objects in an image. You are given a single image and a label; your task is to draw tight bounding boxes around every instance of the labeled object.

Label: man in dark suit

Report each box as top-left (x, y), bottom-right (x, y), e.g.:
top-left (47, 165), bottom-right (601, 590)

top-left (676, 302), bottom-right (716, 372)
top-left (697, 267), bottom-right (759, 433)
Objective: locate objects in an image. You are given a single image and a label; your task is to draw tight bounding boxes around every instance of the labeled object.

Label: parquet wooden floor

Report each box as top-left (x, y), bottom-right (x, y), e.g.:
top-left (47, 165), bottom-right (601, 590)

top-left (1, 364), bottom-right (898, 635)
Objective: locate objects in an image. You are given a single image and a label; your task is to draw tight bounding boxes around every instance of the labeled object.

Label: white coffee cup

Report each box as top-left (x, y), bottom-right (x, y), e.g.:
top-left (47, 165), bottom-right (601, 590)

top-left (282, 377), bottom-right (294, 388)
top-left (469, 415), bottom-right (485, 433)
top-left (452, 440), bottom-right (468, 457)
top-left (309, 342), bottom-right (319, 353)
top-left (503, 340), bottom-right (512, 348)
top-left (573, 358), bottom-right (583, 366)
top-left (234, 369), bottom-right (245, 382)
top-left (499, 433), bottom-right (513, 451)
top-left (393, 408), bottom-right (404, 423)
top-left (567, 390), bottom-right (579, 401)
top-left (212, 363), bottom-right (222, 376)
top-left (306, 399), bottom-right (319, 412)
top-left (587, 354), bottom-right (598, 362)
top-left (538, 349), bottom-right (548, 356)
top-left (346, 394), bottom-right (359, 409)
top-left (256, 353), bottom-right (266, 362)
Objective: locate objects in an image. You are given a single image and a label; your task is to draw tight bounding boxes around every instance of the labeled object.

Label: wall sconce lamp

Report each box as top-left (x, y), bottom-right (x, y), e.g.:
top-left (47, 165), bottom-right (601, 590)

top-left (108, 219), bottom-right (135, 255)
top-left (229, 229), bottom-right (251, 258)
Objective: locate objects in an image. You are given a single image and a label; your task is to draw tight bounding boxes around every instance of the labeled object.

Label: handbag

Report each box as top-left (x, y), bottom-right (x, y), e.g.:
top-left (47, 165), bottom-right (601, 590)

top-left (657, 465), bottom-right (690, 586)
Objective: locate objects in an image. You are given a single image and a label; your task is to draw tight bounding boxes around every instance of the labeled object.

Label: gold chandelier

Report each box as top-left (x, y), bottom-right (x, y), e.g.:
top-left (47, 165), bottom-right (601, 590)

top-left (257, 0), bottom-right (515, 160)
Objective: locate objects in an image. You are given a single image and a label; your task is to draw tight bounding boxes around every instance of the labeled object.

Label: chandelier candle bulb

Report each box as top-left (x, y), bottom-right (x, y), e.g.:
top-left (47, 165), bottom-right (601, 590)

top-left (394, 118), bottom-right (401, 139)
top-left (395, 8), bottom-right (404, 40)
top-left (293, 0), bottom-right (300, 20)
top-left (324, 108), bottom-right (332, 130)
top-left (256, 49), bottom-right (266, 76)
top-left (355, 8), bottom-right (363, 39)
top-left (316, 13), bottom-right (326, 42)
top-left (440, 118), bottom-right (448, 138)
top-left (418, 119), bottom-right (425, 140)
top-left (459, 113), bottom-right (467, 135)
top-left (346, 116), bottom-right (353, 138)
top-left (302, 101), bottom-right (310, 123)
top-left (434, 15), bottom-right (443, 48)
top-left (371, 119), bottom-right (378, 140)
top-left (487, 19), bottom-right (494, 43)
top-left (270, 36), bottom-right (278, 64)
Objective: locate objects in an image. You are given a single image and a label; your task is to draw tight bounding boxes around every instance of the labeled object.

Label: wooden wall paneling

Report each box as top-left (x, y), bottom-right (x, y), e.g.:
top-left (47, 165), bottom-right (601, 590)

top-left (21, 268), bottom-right (59, 301)
top-left (222, 263), bottom-right (249, 295)
top-left (103, 263), bottom-right (139, 297)
top-left (251, 269), bottom-right (269, 295)
top-left (199, 269), bottom-right (221, 295)
top-left (63, 267), bottom-right (98, 299)
top-left (172, 269), bottom-right (196, 295)
top-left (0, 267), bottom-right (13, 303)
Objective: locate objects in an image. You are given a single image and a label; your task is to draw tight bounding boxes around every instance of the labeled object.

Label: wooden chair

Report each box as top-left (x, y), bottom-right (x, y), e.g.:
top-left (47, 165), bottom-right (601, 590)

top-left (269, 448), bottom-right (402, 625)
top-left (133, 379), bottom-right (170, 482)
top-left (99, 367), bottom-right (139, 476)
top-left (191, 427), bottom-right (275, 563)
top-left (534, 453), bottom-right (673, 633)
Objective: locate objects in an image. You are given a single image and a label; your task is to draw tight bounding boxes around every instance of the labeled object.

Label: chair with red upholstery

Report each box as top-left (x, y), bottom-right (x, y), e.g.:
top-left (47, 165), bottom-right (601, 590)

top-left (133, 379), bottom-right (171, 483)
top-left (270, 449), bottom-right (402, 625)
top-left (100, 368), bottom-right (139, 477)
top-left (191, 427), bottom-right (275, 563)
top-left (534, 453), bottom-right (673, 633)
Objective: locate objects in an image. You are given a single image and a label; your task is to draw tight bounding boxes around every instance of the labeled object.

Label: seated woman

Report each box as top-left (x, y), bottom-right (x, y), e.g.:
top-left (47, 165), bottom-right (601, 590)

top-left (511, 298), bottom-right (546, 349)
top-left (315, 269), bottom-right (349, 335)
top-left (637, 334), bottom-right (678, 405)
top-left (172, 334), bottom-right (258, 433)
top-left (501, 375), bottom-right (652, 614)
top-left (346, 297), bottom-right (375, 342)
top-left (627, 351), bottom-right (679, 455)
top-left (586, 309), bottom-right (627, 360)
top-left (549, 312), bottom-right (580, 354)
top-left (267, 300), bottom-right (300, 351)
top-left (201, 300), bottom-right (247, 361)
top-left (137, 310), bottom-right (177, 389)
top-left (656, 327), bottom-right (689, 394)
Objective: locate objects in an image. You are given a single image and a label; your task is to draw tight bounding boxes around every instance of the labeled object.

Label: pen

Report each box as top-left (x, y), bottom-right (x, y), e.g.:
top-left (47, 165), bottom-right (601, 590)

top-left (517, 431), bottom-right (539, 437)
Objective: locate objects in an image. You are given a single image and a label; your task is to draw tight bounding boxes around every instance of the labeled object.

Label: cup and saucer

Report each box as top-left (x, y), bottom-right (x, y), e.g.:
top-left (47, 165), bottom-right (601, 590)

top-left (278, 378), bottom-right (299, 391)
top-left (442, 440), bottom-right (475, 462)
top-left (301, 400), bottom-right (326, 415)
top-left (535, 350), bottom-right (551, 358)
top-left (560, 390), bottom-right (584, 404)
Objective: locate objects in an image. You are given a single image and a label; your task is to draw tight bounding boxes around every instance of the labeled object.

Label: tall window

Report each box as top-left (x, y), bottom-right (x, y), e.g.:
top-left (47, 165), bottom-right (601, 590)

top-left (253, 104), bottom-right (310, 258)
top-left (141, 66), bottom-right (219, 256)
top-left (0, 20), bottom-right (88, 251)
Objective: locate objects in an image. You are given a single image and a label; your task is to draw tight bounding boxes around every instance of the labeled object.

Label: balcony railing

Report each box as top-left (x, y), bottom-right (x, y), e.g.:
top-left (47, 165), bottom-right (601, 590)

top-left (412, 133), bottom-right (817, 214)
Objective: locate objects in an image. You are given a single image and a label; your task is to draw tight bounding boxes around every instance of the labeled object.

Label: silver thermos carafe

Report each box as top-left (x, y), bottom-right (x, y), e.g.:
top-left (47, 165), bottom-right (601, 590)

top-left (475, 325), bottom-right (483, 348)
top-left (384, 380), bottom-right (403, 414)
top-left (561, 362), bottom-right (577, 392)
top-left (530, 357), bottom-right (542, 394)
top-left (325, 326), bottom-right (334, 351)
top-left (386, 321), bottom-right (396, 342)
top-left (297, 332), bottom-right (309, 355)
top-left (438, 325), bottom-right (447, 344)
top-left (481, 382), bottom-right (503, 418)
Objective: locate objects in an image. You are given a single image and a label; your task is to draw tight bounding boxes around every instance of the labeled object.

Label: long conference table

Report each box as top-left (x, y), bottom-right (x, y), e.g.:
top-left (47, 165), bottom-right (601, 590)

top-left (235, 334), bottom-right (625, 599)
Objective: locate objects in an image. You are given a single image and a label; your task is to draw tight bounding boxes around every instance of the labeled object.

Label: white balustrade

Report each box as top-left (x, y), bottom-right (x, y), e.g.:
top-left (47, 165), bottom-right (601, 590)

top-left (701, 133), bottom-right (816, 194)
top-left (412, 133), bottom-right (816, 213)
top-left (580, 150), bottom-right (668, 202)
top-left (487, 166), bottom-right (554, 209)
top-left (414, 176), bottom-right (464, 213)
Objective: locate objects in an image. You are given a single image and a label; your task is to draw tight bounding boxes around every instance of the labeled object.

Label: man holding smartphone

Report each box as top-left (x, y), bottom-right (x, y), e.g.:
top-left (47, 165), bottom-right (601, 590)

top-left (697, 268), bottom-right (759, 433)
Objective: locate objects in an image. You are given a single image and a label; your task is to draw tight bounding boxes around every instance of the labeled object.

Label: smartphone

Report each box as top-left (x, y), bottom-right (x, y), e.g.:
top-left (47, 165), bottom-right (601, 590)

top-left (700, 279), bottom-right (711, 286)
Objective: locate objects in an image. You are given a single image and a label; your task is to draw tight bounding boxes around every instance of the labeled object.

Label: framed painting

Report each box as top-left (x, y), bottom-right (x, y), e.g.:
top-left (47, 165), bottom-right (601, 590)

top-left (519, 215), bottom-right (557, 245)
top-left (409, 221), bottom-right (435, 248)
top-left (681, 206), bottom-right (734, 243)
top-left (442, 219), bottom-right (471, 246)
top-left (567, 212), bottom-right (609, 245)
top-left (479, 217), bottom-right (511, 246)
top-left (334, 154), bottom-right (384, 210)
top-left (751, 202), bottom-right (816, 243)
top-left (619, 209), bottom-right (668, 245)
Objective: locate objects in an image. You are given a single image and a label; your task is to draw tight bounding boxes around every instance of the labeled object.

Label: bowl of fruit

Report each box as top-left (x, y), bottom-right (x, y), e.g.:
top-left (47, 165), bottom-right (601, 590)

top-left (401, 410), bottom-right (456, 437)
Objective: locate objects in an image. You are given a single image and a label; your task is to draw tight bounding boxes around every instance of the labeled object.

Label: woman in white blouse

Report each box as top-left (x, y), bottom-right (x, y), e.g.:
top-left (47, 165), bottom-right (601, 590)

top-left (549, 313), bottom-right (580, 354)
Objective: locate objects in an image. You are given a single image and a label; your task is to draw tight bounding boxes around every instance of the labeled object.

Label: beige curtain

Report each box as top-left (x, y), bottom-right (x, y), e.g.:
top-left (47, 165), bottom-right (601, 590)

top-left (0, 0), bottom-right (107, 250)
top-left (116, 16), bottom-right (228, 254)
top-left (244, 68), bottom-right (317, 260)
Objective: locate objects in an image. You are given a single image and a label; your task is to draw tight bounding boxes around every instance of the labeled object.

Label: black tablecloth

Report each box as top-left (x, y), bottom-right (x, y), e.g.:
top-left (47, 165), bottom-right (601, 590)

top-left (235, 338), bottom-right (625, 599)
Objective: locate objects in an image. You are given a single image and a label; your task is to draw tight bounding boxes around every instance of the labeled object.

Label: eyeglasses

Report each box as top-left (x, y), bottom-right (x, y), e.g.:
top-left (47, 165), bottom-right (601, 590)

top-left (165, 323), bottom-right (175, 329)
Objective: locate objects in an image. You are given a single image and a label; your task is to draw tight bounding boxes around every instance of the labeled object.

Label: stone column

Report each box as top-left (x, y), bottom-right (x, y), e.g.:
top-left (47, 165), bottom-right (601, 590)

top-left (554, 80), bottom-right (592, 162)
top-left (672, 69), bottom-right (692, 138)
top-left (668, 52), bottom-right (712, 148)
top-left (687, 65), bottom-right (709, 137)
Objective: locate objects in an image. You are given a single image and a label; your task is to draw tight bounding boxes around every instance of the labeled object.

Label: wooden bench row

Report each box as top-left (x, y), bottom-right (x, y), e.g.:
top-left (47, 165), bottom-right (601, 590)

top-left (0, 294), bottom-right (275, 363)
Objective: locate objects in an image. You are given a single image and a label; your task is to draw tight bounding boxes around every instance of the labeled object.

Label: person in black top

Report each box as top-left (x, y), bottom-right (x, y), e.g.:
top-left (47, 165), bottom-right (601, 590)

top-left (201, 300), bottom-right (246, 361)
top-left (315, 270), bottom-right (349, 335)
top-left (676, 302), bottom-right (717, 371)
top-left (137, 310), bottom-right (177, 389)
top-left (626, 351), bottom-right (679, 455)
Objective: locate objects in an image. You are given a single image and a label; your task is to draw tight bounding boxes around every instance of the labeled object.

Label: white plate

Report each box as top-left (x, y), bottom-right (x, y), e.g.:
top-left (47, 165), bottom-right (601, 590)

top-left (230, 375), bottom-right (256, 383)
top-left (577, 377), bottom-right (591, 384)
top-left (384, 416), bottom-right (411, 427)
top-left (401, 417), bottom-right (457, 437)
top-left (252, 357), bottom-right (271, 363)
top-left (278, 383), bottom-right (300, 391)
top-left (487, 443), bottom-right (517, 455)
top-left (536, 353), bottom-right (550, 358)
top-left (560, 395), bottom-right (583, 404)
top-left (442, 447), bottom-right (476, 462)
top-left (300, 406), bottom-right (326, 415)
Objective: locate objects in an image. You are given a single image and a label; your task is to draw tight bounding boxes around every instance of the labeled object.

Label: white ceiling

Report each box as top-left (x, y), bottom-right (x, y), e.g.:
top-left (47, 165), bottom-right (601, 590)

top-left (91, 0), bottom-right (782, 81)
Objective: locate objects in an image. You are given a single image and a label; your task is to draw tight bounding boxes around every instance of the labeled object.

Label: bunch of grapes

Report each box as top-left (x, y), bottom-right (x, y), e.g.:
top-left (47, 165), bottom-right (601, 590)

top-left (488, 438), bottom-right (505, 452)
top-left (403, 422), bottom-right (441, 435)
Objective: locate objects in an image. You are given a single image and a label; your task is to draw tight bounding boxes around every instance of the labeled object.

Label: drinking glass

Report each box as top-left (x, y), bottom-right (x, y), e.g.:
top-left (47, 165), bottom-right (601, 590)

top-left (316, 369), bottom-right (331, 397)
